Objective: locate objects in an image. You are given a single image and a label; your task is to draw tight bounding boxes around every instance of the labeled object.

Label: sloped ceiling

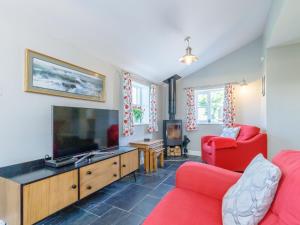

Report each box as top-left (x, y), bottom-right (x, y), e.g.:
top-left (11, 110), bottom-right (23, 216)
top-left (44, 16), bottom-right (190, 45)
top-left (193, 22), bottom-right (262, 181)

top-left (265, 0), bottom-right (300, 48)
top-left (0, 0), bottom-right (272, 82)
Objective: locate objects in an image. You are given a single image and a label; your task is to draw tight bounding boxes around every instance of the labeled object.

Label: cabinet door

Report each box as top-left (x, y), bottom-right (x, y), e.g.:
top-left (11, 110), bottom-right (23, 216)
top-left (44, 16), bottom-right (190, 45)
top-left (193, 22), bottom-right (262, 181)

top-left (23, 179), bottom-right (49, 225)
top-left (23, 170), bottom-right (78, 225)
top-left (49, 170), bottom-right (78, 214)
top-left (80, 156), bottom-right (119, 199)
top-left (120, 150), bottom-right (139, 177)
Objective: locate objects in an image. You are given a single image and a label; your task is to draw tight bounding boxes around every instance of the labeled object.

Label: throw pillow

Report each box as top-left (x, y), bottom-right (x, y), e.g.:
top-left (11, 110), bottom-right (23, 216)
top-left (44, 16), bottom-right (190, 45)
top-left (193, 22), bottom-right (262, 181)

top-left (220, 127), bottom-right (240, 139)
top-left (222, 154), bottom-right (282, 225)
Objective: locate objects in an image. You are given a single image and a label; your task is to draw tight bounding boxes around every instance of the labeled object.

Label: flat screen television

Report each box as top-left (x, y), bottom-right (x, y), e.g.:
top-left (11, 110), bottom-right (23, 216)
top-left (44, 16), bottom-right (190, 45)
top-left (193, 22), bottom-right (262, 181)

top-left (52, 106), bottom-right (119, 160)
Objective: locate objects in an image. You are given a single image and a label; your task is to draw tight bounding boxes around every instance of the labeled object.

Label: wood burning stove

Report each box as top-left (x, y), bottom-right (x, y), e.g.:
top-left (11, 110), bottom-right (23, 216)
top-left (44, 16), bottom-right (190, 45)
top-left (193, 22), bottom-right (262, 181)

top-left (163, 120), bottom-right (182, 147)
top-left (163, 75), bottom-right (183, 156)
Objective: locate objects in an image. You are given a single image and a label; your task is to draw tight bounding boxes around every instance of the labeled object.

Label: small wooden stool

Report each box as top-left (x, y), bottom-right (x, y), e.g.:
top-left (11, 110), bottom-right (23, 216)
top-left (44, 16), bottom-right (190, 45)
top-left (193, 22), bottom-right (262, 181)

top-left (152, 147), bottom-right (164, 172)
top-left (130, 139), bottom-right (164, 173)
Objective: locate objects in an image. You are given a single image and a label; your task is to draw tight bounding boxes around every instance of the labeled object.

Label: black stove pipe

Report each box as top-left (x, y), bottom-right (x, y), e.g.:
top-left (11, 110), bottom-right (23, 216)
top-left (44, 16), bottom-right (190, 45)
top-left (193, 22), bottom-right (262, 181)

top-left (163, 74), bottom-right (181, 120)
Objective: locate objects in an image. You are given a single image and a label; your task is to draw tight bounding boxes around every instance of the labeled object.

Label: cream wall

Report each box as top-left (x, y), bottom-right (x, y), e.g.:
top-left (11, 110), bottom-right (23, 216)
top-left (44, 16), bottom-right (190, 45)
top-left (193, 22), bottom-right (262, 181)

top-left (170, 38), bottom-right (264, 156)
top-left (0, 18), bottom-right (162, 167)
top-left (266, 43), bottom-right (300, 158)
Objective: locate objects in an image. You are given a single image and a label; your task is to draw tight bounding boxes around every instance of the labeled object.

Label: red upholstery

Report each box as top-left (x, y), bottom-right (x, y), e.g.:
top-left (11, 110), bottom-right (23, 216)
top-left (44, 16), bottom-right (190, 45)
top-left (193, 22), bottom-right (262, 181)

top-left (260, 150), bottom-right (300, 225)
top-left (201, 124), bottom-right (267, 171)
top-left (143, 150), bottom-right (300, 225)
top-left (234, 123), bottom-right (260, 141)
top-left (208, 137), bottom-right (237, 149)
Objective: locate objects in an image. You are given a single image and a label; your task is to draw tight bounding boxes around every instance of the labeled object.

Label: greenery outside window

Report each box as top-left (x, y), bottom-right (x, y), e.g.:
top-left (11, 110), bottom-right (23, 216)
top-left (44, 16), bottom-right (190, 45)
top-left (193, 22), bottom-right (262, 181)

top-left (132, 81), bottom-right (150, 125)
top-left (195, 88), bottom-right (224, 124)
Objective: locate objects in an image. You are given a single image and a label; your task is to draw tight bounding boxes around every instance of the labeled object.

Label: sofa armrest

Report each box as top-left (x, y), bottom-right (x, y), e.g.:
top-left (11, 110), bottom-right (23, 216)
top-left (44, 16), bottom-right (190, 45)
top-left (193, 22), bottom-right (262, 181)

top-left (208, 137), bottom-right (237, 149)
top-left (237, 133), bottom-right (267, 145)
top-left (176, 162), bottom-right (241, 200)
top-left (201, 135), bottom-right (217, 145)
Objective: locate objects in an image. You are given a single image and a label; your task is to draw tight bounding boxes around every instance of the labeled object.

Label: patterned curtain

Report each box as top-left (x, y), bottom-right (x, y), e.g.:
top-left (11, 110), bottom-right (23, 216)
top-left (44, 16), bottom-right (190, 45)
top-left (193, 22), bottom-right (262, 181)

top-left (185, 88), bottom-right (198, 131)
top-left (148, 84), bottom-right (158, 133)
top-left (223, 84), bottom-right (235, 127)
top-left (122, 72), bottom-right (134, 136)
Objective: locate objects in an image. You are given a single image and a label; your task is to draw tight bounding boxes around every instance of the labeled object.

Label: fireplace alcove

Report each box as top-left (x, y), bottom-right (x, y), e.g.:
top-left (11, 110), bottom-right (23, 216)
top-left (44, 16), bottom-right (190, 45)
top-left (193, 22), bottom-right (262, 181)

top-left (162, 74), bottom-right (183, 156)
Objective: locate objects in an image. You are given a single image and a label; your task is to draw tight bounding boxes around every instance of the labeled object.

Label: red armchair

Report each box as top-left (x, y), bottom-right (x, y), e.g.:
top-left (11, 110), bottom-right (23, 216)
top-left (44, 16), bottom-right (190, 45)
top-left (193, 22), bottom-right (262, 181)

top-left (143, 150), bottom-right (300, 225)
top-left (201, 124), bottom-right (267, 171)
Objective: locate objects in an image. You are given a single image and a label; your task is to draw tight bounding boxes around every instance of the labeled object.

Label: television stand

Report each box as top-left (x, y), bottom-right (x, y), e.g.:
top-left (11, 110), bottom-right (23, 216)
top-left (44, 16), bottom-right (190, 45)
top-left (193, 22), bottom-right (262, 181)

top-left (0, 147), bottom-right (138, 225)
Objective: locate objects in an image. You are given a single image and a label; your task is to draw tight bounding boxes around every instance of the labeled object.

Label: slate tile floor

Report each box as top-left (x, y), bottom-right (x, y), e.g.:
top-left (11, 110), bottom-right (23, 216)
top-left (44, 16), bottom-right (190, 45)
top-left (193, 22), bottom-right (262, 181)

top-left (37, 155), bottom-right (200, 225)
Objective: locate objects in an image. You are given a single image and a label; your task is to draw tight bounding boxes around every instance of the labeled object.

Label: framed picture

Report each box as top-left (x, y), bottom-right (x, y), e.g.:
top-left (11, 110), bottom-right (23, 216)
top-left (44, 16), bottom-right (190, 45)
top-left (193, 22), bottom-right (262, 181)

top-left (25, 49), bottom-right (106, 102)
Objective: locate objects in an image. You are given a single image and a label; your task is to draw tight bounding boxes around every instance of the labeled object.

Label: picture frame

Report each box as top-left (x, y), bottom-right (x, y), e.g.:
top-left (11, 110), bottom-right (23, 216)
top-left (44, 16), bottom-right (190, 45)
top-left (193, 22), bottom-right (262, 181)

top-left (25, 49), bottom-right (106, 102)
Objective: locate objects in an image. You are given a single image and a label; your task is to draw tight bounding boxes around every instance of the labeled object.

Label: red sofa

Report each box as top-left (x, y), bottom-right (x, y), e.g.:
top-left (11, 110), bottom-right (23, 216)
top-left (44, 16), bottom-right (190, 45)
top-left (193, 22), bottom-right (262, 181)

top-left (143, 150), bottom-right (300, 225)
top-left (201, 124), bottom-right (267, 171)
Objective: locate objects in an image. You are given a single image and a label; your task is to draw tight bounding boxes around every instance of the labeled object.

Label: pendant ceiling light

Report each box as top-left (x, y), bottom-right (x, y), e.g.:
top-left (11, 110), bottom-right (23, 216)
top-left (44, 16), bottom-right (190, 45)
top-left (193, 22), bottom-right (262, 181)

top-left (179, 36), bottom-right (198, 65)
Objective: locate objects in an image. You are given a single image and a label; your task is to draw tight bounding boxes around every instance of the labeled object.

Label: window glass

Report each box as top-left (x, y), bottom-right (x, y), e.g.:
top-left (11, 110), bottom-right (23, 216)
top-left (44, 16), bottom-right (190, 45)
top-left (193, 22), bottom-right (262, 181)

top-left (195, 88), bottom-right (224, 124)
top-left (132, 81), bottom-right (150, 125)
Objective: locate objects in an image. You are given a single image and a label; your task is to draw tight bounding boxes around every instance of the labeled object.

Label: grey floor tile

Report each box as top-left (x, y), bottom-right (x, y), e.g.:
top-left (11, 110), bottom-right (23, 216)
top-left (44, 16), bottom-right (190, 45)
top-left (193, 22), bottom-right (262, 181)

top-left (164, 163), bottom-right (182, 171)
top-left (134, 173), bottom-right (169, 189)
top-left (149, 183), bottom-right (173, 198)
top-left (130, 195), bottom-right (160, 217)
top-left (75, 190), bottom-right (111, 210)
top-left (104, 184), bottom-right (152, 211)
top-left (114, 213), bottom-right (144, 225)
top-left (102, 180), bottom-right (131, 195)
top-left (90, 207), bottom-right (128, 225)
top-left (163, 174), bottom-right (176, 186)
top-left (88, 202), bottom-right (113, 217)
top-left (37, 206), bottom-right (98, 225)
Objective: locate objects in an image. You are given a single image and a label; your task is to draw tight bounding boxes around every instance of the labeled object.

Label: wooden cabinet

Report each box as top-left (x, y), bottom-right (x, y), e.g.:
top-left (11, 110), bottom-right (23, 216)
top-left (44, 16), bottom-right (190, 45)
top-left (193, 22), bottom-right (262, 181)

top-left (120, 150), bottom-right (139, 177)
top-left (23, 170), bottom-right (78, 225)
top-left (0, 148), bottom-right (138, 225)
top-left (80, 156), bottom-right (119, 199)
top-left (23, 179), bottom-right (49, 225)
top-left (48, 170), bottom-right (78, 214)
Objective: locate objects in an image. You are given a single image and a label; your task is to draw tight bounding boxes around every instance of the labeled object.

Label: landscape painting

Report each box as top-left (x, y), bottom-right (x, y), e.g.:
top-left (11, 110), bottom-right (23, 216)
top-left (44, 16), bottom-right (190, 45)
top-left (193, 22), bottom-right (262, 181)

top-left (25, 49), bottom-right (106, 102)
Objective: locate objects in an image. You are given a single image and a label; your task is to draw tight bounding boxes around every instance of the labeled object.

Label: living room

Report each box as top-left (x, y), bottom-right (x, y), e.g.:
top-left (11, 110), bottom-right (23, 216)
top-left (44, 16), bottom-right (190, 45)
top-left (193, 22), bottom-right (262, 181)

top-left (0, 1), bottom-right (299, 225)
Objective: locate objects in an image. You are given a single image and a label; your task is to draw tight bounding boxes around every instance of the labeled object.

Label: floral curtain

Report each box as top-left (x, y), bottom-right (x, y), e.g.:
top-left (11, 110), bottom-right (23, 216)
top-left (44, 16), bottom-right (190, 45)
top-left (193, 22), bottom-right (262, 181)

top-left (185, 88), bottom-right (198, 131)
top-left (223, 84), bottom-right (235, 127)
top-left (148, 84), bottom-right (158, 133)
top-left (122, 72), bottom-right (134, 136)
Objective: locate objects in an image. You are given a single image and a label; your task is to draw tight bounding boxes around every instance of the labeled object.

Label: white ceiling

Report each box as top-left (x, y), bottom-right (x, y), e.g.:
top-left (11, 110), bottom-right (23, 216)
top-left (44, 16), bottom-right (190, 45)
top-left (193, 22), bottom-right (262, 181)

top-left (1, 0), bottom-right (272, 82)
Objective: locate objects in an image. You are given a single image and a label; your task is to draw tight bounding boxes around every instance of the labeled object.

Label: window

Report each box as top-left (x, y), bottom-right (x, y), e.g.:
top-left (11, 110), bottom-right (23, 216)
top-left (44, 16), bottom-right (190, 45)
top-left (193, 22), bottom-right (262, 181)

top-left (195, 88), bottom-right (224, 124)
top-left (132, 81), bottom-right (150, 125)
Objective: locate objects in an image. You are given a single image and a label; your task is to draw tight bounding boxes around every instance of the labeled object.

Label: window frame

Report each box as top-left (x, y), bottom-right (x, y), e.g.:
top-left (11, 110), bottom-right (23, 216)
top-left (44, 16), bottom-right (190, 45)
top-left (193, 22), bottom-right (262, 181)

top-left (132, 81), bottom-right (150, 125)
top-left (195, 87), bottom-right (224, 125)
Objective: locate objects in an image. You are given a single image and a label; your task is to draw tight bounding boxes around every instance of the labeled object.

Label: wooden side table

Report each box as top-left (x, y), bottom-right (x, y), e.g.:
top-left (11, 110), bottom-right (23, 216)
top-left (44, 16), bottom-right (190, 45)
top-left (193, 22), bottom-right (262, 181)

top-left (130, 139), bottom-right (164, 173)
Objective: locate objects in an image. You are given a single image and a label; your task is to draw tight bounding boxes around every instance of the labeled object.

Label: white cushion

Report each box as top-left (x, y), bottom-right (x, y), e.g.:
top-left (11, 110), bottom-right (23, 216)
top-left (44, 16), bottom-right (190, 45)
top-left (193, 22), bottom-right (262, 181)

top-left (220, 127), bottom-right (240, 139)
top-left (222, 154), bottom-right (281, 225)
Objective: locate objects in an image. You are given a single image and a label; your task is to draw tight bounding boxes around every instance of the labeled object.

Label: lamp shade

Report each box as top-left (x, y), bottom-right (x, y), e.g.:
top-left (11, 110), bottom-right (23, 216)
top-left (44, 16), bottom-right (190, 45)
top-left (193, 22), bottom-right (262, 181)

top-left (179, 37), bottom-right (198, 65)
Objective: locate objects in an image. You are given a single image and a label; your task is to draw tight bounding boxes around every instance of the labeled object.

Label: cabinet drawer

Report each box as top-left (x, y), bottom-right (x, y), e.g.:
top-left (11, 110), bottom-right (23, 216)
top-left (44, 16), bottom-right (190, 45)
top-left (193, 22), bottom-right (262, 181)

top-left (80, 156), bottom-right (119, 199)
top-left (120, 150), bottom-right (139, 177)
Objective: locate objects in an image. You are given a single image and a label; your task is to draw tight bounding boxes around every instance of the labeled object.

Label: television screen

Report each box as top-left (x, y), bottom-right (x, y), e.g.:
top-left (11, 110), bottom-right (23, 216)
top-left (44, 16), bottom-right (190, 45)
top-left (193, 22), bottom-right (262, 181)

top-left (52, 106), bottom-right (119, 159)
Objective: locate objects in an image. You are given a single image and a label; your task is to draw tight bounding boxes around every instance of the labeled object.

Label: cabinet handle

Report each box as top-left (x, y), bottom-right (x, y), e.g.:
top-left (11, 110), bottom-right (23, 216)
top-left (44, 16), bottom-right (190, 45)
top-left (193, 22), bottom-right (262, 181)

top-left (87, 185), bottom-right (92, 190)
top-left (122, 164), bottom-right (126, 168)
top-left (113, 174), bottom-right (117, 177)
top-left (87, 171), bottom-right (92, 175)
top-left (71, 184), bottom-right (77, 189)
top-left (113, 162), bottom-right (118, 165)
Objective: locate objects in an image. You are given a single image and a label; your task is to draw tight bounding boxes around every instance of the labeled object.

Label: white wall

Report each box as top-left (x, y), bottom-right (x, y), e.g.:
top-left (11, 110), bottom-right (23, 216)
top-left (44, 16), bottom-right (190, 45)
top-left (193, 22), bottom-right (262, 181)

top-left (266, 43), bottom-right (300, 158)
top-left (172, 38), bottom-right (264, 156)
top-left (0, 18), bottom-right (162, 167)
